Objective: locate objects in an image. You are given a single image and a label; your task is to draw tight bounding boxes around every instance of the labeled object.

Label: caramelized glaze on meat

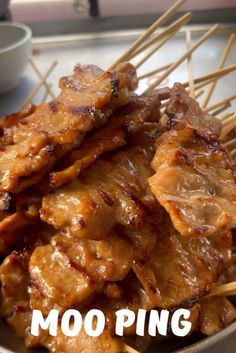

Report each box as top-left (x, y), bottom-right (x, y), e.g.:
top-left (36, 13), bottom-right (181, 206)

top-left (0, 63), bottom-right (137, 193)
top-left (41, 125), bottom-right (159, 239)
top-left (132, 214), bottom-right (229, 309)
top-left (29, 230), bottom-right (133, 313)
top-left (0, 72), bottom-right (235, 353)
top-left (149, 84), bottom-right (236, 236)
top-left (165, 82), bottom-right (221, 138)
top-left (49, 90), bottom-right (163, 188)
top-left (0, 250), bottom-right (31, 337)
top-left (199, 297), bottom-right (236, 335)
top-left (39, 125), bottom-right (230, 312)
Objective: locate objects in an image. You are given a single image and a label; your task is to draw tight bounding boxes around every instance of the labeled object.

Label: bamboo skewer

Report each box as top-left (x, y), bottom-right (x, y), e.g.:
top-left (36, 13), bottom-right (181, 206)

top-left (220, 111), bottom-right (234, 121)
top-left (182, 63), bottom-right (236, 89)
top-left (206, 282), bottom-right (236, 299)
top-left (186, 30), bottom-right (195, 98)
top-left (20, 61), bottom-right (58, 109)
top-left (132, 12), bottom-right (192, 62)
top-left (203, 92), bottom-right (236, 113)
top-left (135, 33), bottom-right (173, 69)
top-left (138, 63), bottom-right (172, 80)
top-left (223, 138), bottom-right (236, 150)
top-left (145, 24), bottom-right (219, 92)
top-left (221, 117), bottom-right (236, 140)
top-left (41, 90), bottom-right (50, 104)
top-left (151, 59), bottom-right (236, 94)
top-left (135, 13), bottom-right (192, 69)
top-left (202, 33), bottom-right (236, 107)
top-left (109, 0), bottom-right (187, 70)
top-left (211, 103), bottom-right (231, 117)
top-left (123, 344), bottom-right (139, 353)
top-left (41, 84), bottom-right (52, 104)
top-left (221, 112), bottom-right (235, 125)
top-left (29, 58), bottom-right (56, 100)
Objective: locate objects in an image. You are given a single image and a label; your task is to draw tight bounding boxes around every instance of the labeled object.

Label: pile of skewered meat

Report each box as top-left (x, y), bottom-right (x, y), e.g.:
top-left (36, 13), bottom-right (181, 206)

top-left (0, 62), bottom-right (236, 353)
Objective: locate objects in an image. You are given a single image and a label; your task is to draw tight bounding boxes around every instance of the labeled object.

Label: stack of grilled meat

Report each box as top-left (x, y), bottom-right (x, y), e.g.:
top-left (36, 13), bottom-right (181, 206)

top-left (0, 63), bottom-right (236, 353)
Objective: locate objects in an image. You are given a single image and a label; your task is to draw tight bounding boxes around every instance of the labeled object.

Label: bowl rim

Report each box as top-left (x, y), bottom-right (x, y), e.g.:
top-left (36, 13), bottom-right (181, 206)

top-left (0, 22), bottom-right (32, 54)
top-left (174, 320), bottom-right (236, 353)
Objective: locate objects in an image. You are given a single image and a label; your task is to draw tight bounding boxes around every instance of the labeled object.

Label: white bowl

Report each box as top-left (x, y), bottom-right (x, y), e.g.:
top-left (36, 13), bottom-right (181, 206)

top-left (0, 22), bottom-right (31, 93)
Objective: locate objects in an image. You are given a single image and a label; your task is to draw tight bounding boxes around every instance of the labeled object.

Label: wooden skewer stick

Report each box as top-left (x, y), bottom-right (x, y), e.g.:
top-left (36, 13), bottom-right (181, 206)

top-left (138, 63), bottom-right (172, 80)
top-left (211, 103), bottom-right (231, 117)
top-left (20, 61), bottom-right (58, 109)
top-left (123, 344), bottom-right (139, 353)
top-left (195, 89), bottom-right (205, 100)
top-left (131, 12), bottom-right (192, 61)
top-left (29, 58), bottom-right (56, 100)
top-left (108, 0), bottom-right (187, 70)
top-left (203, 33), bottom-right (236, 107)
top-left (221, 112), bottom-right (235, 124)
top-left (221, 118), bottom-right (236, 139)
top-left (231, 148), bottom-right (236, 158)
top-left (41, 90), bottom-right (50, 104)
top-left (182, 63), bottom-right (236, 89)
top-left (142, 54), bottom-right (236, 87)
top-left (146, 24), bottom-right (219, 92)
top-left (223, 137), bottom-right (236, 149)
top-left (205, 281), bottom-right (236, 299)
top-left (135, 13), bottom-right (192, 69)
top-left (203, 92), bottom-right (236, 113)
top-left (220, 111), bottom-right (234, 121)
top-left (41, 84), bottom-right (52, 104)
top-left (186, 30), bottom-right (195, 98)
top-left (221, 116), bottom-right (236, 140)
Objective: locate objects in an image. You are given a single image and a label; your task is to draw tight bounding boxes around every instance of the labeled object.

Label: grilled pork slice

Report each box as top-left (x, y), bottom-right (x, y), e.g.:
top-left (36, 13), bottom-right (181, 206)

top-left (0, 250), bottom-right (32, 338)
top-left (132, 214), bottom-right (230, 309)
top-left (198, 297), bottom-right (236, 335)
top-left (0, 63), bottom-right (137, 193)
top-left (29, 125), bottom-right (160, 313)
top-left (29, 230), bottom-right (133, 314)
top-left (149, 84), bottom-right (236, 237)
top-left (39, 124), bottom-right (229, 311)
top-left (49, 90), bottom-right (166, 188)
top-left (165, 82), bottom-right (222, 138)
top-left (0, 189), bottom-right (44, 256)
top-left (40, 124), bottom-right (160, 240)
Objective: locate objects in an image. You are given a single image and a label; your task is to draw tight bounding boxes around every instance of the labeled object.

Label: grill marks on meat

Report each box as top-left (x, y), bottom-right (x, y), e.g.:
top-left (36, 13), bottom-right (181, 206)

top-left (0, 190), bottom-right (43, 255)
top-left (37, 126), bottom-right (229, 313)
top-left (165, 82), bottom-right (221, 139)
top-left (40, 126), bottom-right (159, 239)
top-left (0, 250), bottom-right (32, 337)
top-left (29, 127), bottom-right (159, 314)
top-left (29, 231), bottom-right (133, 314)
top-left (49, 91), bottom-right (162, 188)
top-left (0, 75), bottom-right (235, 353)
top-left (198, 297), bottom-right (236, 335)
top-left (0, 63), bottom-right (137, 193)
top-left (0, 130), bottom-right (54, 192)
top-left (149, 83), bottom-right (236, 237)
top-left (132, 215), bottom-right (228, 309)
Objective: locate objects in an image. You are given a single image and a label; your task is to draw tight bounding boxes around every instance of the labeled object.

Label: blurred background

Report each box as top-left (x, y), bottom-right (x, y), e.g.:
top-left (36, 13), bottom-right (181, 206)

top-left (0, 0), bottom-right (236, 116)
top-left (1, 0), bottom-right (236, 35)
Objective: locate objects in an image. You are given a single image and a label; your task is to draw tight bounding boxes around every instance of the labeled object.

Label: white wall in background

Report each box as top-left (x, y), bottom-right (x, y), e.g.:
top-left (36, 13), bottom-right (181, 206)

top-left (99, 0), bottom-right (236, 17)
top-left (11, 0), bottom-right (89, 22)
